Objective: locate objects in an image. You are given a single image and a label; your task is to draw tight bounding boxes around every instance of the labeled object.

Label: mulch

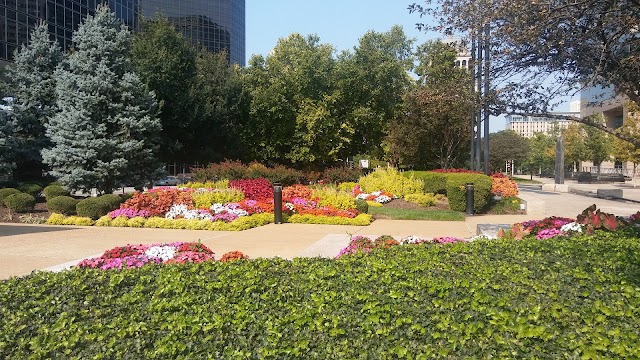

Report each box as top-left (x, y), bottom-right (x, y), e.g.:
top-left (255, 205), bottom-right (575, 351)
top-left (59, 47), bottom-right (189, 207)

top-left (0, 202), bottom-right (51, 223)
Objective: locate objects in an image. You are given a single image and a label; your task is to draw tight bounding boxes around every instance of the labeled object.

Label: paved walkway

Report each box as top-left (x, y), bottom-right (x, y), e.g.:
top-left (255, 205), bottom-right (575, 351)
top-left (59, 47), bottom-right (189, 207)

top-left (1, 178), bottom-right (638, 280)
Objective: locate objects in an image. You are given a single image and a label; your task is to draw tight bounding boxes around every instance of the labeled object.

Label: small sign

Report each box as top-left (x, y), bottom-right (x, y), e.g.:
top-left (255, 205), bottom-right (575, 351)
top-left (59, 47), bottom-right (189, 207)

top-left (359, 160), bottom-right (369, 169)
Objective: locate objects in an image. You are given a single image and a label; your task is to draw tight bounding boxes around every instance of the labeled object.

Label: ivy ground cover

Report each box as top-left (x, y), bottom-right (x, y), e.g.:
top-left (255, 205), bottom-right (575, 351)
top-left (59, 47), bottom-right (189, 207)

top-left (1, 230), bottom-right (639, 358)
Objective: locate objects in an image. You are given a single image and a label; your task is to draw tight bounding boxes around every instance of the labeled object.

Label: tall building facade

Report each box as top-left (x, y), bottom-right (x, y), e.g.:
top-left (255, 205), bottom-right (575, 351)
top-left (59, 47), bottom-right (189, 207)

top-left (506, 101), bottom-right (581, 138)
top-left (0, 0), bottom-right (245, 67)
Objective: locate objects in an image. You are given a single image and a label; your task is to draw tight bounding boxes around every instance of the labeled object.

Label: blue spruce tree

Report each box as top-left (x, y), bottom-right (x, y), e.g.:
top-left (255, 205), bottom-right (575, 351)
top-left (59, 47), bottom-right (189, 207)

top-left (8, 22), bottom-right (62, 180)
top-left (43, 5), bottom-right (163, 193)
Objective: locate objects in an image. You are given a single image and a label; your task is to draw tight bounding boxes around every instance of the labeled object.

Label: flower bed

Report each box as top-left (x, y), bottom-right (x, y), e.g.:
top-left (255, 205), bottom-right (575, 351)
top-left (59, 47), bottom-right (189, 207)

top-left (77, 242), bottom-right (247, 270)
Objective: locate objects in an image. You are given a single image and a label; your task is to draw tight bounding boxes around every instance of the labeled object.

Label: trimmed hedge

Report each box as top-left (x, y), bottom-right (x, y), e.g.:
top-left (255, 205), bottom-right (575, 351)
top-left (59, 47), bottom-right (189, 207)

top-left (445, 173), bottom-right (493, 212)
top-left (43, 184), bottom-right (69, 201)
top-left (287, 213), bottom-right (372, 225)
top-left (3, 193), bottom-right (35, 212)
top-left (0, 188), bottom-right (20, 207)
top-left (354, 198), bottom-right (368, 214)
top-left (98, 194), bottom-right (124, 211)
top-left (76, 198), bottom-right (112, 220)
top-left (17, 183), bottom-right (43, 198)
top-left (91, 213), bottom-right (275, 231)
top-left (403, 171), bottom-right (447, 195)
top-left (46, 196), bottom-right (78, 215)
top-left (1, 233), bottom-right (639, 358)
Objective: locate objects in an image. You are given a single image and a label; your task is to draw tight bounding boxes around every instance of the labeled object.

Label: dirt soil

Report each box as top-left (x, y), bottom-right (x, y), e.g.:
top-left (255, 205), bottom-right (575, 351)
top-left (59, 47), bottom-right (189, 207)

top-left (0, 202), bottom-right (51, 223)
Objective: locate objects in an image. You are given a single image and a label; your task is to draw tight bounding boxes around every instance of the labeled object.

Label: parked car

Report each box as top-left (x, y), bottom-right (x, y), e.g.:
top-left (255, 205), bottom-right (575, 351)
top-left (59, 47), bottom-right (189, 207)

top-left (154, 176), bottom-right (180, 186)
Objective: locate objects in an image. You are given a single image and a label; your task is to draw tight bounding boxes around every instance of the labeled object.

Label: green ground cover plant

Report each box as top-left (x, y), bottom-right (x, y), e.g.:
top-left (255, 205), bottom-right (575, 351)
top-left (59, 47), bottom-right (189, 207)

top-left (368, 207), bottom-right (465, 221)
top-left (1, 231), bottom-right (639, 358)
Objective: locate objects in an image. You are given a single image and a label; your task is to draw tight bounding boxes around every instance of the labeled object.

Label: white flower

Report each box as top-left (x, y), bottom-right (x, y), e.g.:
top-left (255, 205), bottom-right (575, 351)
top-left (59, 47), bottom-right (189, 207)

top-left (400, 235), bottom-right (427, 245)
top-left (375, 195), bottom-right (391, 204)
top-left (469, 234), bottom-right (496, 241)
top-left (165, 204), bottom-right (189, 219)
top-left (371, 191), bottom-right (382, 196)
top-left (210, 203), bottom-right (225, 214)
top-left (228, 208), bottom-right (249, 217)
top-left (285, 202), bottom-right (295, 211)
top-left (560, 222), bottom-right (583, 233)
top-left (145, 246), bottom-right (177, 261)
top-left (356, 193), bottom-right (369, 200)
top-left (183, 210), bottom-right (214, 220)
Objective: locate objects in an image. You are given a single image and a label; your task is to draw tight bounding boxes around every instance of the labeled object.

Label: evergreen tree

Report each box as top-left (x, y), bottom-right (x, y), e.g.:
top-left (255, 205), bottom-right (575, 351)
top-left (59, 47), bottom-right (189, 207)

top-left (7, 22), bottom-right (62, 180)
top-left (42, 5), bottom-right (162, 193)
top-left (0, 110), bottom-right (15, 181)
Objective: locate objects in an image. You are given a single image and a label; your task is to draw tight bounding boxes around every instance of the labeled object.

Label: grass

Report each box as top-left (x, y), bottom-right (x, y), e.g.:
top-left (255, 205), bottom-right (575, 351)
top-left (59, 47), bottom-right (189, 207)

top-left (486, 196), bottom-right (523, 215)
top-left (513, 177), bottom-right (543, 184)
top-left (368, 206), bottom-right (465, 221)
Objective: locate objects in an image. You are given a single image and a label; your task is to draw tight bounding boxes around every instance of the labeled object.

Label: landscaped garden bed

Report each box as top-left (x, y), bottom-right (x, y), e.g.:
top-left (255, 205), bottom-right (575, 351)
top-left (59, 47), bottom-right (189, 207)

top-left (1, 207), bottom-right (639, 358)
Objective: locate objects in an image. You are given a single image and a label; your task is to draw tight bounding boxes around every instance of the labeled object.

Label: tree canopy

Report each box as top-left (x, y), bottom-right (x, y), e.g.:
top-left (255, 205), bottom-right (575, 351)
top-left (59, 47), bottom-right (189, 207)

top-left (409, 0), bottom-right (640, 146)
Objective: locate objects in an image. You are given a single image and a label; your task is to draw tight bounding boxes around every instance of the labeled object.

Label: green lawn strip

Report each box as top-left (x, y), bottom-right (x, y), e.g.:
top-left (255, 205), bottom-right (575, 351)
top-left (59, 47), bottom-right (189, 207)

top-left (1, 231), bottom-right (639, 358)
top-left (369, 206), bottom-right (465, 221)
top-left (513, 177), bottom-right (543, 184)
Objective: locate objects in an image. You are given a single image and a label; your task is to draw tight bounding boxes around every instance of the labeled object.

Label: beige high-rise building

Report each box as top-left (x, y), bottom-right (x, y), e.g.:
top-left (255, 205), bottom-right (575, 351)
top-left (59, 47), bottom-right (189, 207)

top-left (505, 101), bottom-right (581, 138)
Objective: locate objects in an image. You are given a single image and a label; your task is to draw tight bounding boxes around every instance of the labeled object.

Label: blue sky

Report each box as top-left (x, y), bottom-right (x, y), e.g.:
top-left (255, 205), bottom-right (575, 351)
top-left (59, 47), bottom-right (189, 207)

top-left (245, 1), bottom-right (510, 132)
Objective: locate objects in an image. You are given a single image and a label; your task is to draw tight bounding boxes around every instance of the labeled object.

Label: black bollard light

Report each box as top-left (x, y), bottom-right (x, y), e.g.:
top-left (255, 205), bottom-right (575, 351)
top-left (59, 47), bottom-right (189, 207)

top-left (465, 182), bottom-right (474, 215)
top-left (273, 182), bottom-right (283, 224)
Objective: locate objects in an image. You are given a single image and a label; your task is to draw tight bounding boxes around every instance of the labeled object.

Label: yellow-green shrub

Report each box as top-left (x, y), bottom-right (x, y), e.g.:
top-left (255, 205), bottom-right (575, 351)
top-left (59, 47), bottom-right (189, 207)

top-left (366, 200), bottom-right (383, 207)
top-left (182, 180), bottom-right (229, 189)
top-left (404, 193), bottom-right (437, 207)
top-left (95, 215), bottom-right (112, 226)
top-left (287, 213), bottom-right (372, 225)
top-left (337, 182), bottom-right (357, 192)
top-left (127, 217), bottom-right (147, 228)
top-left (46, 213), bottom-right (65, 225)
top-left (192, 188), bottom-right (244, 208)
top-left (358, 167), bottom-right (423, 197)
top-left (111, 216), bottom-right (129, 227)
top-left (312, 187), bottom-right (356, 210)
top-left (144, 217), bottom-right (171, 229)
top-left (62, 216), bottom-right (95, 226)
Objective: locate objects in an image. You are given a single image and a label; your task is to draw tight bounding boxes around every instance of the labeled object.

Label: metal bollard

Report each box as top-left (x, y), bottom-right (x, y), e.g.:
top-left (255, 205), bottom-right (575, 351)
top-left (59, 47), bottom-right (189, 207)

top-left (465, 182), bottom-right (474, 215)
top-left (273, 182), bottom-right (283, 224)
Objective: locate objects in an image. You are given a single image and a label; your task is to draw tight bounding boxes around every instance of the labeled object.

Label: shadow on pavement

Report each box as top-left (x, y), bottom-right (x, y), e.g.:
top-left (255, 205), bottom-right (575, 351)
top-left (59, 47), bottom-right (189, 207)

top-left (0, 224), bottom-right (78, 237)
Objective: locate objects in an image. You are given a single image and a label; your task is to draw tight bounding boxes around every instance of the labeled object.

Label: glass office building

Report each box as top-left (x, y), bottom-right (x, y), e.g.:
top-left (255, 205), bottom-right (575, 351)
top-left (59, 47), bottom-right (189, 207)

top-left (0, 0), bottom-right (245, 66)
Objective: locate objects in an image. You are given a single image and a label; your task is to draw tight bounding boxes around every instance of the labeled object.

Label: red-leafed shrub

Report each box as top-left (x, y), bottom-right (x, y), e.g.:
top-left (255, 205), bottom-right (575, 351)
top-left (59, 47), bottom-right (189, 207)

top-left (322, 167), bottom-right (362, 184)
top-left (121, 188), bottom-right (194, 217)
top-left (192, 159), bottom-right (248, 182)
top-left (220, 251), bottom-right (249, 262)
top-left (229, 178), bottom-right (273, 200)
top-left (282, 184), bottom-right (312, 200)
top-left (238, 199), bottom-right (275, 214)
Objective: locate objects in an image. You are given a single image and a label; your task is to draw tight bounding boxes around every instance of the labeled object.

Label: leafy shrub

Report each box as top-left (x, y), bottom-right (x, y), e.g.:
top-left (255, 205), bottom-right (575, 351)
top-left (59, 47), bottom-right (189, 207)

top-left (19, 214), bottom-right (47, 224)
top-left (120, 189), bottom-right (194, 217)
top-left (322, 167), bottom-right (362, 184)
top-left (46, 196), bottom-right (78, 215)
top-left (403, 171), bottom-right (447, 195)
top-left (0, 188), bottom-right (20, 207)
top-left (445, 173), bottom-right (493, 212)
top-left (127, 217), bottom-right (147, 228)
top-left (3, 234), bottom-right (640, 358)
top-left (192, 159), bottom-right (247, 181)
top-left (95, 215), bottom-right (112, 226)
top-left (76, 198), bottom-right (112, 220)
top-left (62, 216), bottom-right (95, 226)
top-left (287, 213), bottom-right (372, 225)
top-left (354, 199), bottom-right (369, 214)
top-left (17, 183), bottom-right (43, 198)
top-left (404, 193), bottom-right (437, 207)
top-left (312, 187), bottom-right (356, 210)
top-left (265, 164), bottom-right (304, 186)
top-left (3, 193), bottom-right (35, 212)
top-left (229, 178), bottom-right (273, 200)
top-left (43, 184), bottom-right (69, 201)
top-left (282, 184), bottom-right (313, 200)
top-left (358, 167), bottom-right (424, 197)
top-left (337, 182), bottom-right (357, 192)
top-left (46, 213), bottom-right (65, 225)
top-left (491, 174), bottom-right (519, 197)
top-left (98, 194), bottom-right (124, 211)
top-left (488, 197), bottom-right (522, 215)
top-left (192, 188), bottom-right (245, 208)
top-left (182, 180), bottom-right (229, 189)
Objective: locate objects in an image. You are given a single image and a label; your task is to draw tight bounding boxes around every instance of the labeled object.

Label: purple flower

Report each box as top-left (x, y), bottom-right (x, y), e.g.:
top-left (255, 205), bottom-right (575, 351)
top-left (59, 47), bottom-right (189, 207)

top-left (109, 208), bottom-right (151, 219)
top-left (536, 228), bottom-right (565, 240)
top-left (212, 211), bottom-right (239, 223)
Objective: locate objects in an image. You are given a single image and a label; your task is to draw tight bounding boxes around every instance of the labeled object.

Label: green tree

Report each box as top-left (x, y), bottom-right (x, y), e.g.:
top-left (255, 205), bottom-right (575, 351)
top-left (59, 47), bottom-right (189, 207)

top-left (243, 33), bottom-right (351, 166)
top-left (333, 25), bottom-right (414, 159)
top-left (42, 5), bottom-right (163, 193)
top-left (192, 49), bottom-right (250, 162)
top-left (563, 123), bottom-right (589, 172)
top-left (0, 110), bottom-right (15, 181)
top-left (385, 40), bottom-right (472, 169)
top-left (523, 133), bottom-right (555, 177)
top-left (582, 116), bottom-right (612, 173)
top-left (488, 130), bottom-right (529, 173)
top-left (130, 17), bottom-right (198, 165)
top-left (410, 0), bottom-right (640, 147)
top-left (7, 22), bottom-right (63, 180)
